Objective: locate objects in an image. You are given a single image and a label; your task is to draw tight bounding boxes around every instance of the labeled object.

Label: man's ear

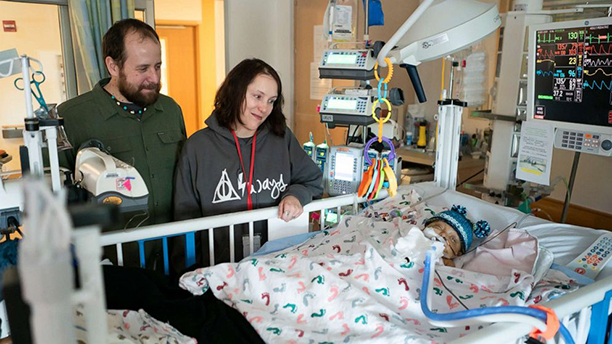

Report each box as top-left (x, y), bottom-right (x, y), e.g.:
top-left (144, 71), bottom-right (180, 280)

top-left (105, 56), bottom-right (120, 78)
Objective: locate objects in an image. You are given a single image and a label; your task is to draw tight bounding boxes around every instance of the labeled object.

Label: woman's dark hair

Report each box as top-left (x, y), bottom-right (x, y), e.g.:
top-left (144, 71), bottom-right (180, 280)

top-left (214, 58), bottom-right (286, 136)
top-left (102, 19), bottom-right (159, 69)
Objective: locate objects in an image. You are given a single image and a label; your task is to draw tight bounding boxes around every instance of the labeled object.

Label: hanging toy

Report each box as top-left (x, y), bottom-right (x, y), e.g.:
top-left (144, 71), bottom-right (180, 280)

top-left (357, 58), bottom-right (398, 198)
top-left (359, 136), bottom-right (398, 198)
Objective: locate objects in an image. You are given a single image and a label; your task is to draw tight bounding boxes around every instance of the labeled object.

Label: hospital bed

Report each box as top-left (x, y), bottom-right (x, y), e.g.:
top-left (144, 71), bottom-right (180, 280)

top-left (99, 182), bottom-right (612, 343)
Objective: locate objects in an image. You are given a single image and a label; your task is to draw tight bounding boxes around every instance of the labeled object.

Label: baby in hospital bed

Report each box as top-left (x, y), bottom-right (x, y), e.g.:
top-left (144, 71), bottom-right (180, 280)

top-left (421, 204), bottom-right (491, 267)
top-left (421, 204), bottom-right (540, 279)
top-left (364, 191), bottom-right (541, 278)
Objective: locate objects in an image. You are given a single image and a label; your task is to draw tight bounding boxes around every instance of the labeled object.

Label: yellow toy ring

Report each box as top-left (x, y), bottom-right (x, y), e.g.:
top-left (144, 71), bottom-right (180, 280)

top-left (372, 98), bottom-right (392, 123)
top-left (374, 58), bottom-right (394, 84)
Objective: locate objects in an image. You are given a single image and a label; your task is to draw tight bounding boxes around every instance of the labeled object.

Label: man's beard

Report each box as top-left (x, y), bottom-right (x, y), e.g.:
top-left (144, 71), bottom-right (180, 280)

top-left (118, 71), bottom-right (161, 107)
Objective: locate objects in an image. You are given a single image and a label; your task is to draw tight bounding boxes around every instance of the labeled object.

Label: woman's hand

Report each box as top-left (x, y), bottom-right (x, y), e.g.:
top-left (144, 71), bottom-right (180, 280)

top-left (278, 195), bottom-right (303, 222)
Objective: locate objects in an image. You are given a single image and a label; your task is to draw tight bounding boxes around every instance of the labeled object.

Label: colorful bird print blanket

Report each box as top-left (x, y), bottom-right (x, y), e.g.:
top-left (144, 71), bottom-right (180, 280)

top-left (179, 194), bottom-right (544, 343)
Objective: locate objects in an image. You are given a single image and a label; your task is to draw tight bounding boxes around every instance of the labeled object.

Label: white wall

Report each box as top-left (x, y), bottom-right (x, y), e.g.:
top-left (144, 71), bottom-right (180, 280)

top-left (548, 147), bottom-right (612, 214)
top-left (154, 0), bottom-right (202, 22)
top-left (0, 1), bottom-right (64, 172)
top-left (224, 0), bottom-right (295, 128)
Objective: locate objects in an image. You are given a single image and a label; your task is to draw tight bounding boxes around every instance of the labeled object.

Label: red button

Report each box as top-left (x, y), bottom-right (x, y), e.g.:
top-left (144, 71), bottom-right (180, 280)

top-left (575, 267), bottom-right (586, 275)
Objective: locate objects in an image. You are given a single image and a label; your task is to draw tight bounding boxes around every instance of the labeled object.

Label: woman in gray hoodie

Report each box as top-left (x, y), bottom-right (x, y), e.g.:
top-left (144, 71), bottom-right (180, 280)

top-left (172, 58), bottom-right (323, 271)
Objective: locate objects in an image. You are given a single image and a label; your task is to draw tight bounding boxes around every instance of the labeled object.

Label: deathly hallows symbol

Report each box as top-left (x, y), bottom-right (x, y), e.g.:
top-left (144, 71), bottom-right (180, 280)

top-left (212, 169), bottom-right (241, 204)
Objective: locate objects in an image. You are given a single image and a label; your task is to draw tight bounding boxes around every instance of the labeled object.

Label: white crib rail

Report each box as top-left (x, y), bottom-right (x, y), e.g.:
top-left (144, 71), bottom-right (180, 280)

top-left (451, 274), bottom-right (612, 344)
top-left (98, 189), bottom-right (612, 343)
top-left (100, 194), bottom-right (363, 265)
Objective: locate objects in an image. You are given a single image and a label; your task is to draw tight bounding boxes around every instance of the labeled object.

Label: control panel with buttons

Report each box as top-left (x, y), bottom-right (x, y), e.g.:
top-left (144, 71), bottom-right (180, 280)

top-left (326, 146), bottom-right (363, 196)
top-left (566, 233), bottom-right (612, 279)
top-left (320, 95), bottom-right (372, 116)
top-left (319, 49), bottom-right (377, 80)
top-left (320, 50), bottom-right (374, 69)
top-left (553, 129), bottom-right (612, 157)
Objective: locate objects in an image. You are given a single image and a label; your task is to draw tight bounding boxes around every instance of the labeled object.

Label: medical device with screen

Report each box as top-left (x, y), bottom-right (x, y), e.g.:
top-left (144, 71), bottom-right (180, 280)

top-left (319, 94), bottom-right (375, 127)
top-left (326, 146), bottom-right (363, 196)
top-left (528, 17), bottom-right (612, 156)
top-left (319, 49), bottom-right (377, 80)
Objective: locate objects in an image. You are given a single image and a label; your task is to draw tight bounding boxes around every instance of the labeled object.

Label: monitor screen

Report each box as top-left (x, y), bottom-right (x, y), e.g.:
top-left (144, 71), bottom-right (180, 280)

top-left (327, 53), bottom-right (358, 65)
top-left (327, 98), bottom-right (357, 110)
top-left (334, 153), bottom-right (355, 181)
top-left (532, 22), bottom-right (612, 128)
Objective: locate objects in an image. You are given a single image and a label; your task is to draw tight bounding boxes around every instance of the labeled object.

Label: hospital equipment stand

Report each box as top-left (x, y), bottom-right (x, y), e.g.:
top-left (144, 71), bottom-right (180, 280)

top-left (434, 61), bottom-right (466, 190)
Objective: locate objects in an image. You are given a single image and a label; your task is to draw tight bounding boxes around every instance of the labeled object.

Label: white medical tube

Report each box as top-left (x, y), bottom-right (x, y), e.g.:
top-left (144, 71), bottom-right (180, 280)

top-left (377, 0), bottom-right (434, 66)
top-left (73, 226), bottom-right (108, 344)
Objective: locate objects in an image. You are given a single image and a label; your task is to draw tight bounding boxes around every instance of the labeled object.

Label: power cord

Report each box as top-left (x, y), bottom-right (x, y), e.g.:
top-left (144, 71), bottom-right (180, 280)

top-left (531, 208), bottom-right (554, 222)
top-left (457, 168), bottom-right (485, 188)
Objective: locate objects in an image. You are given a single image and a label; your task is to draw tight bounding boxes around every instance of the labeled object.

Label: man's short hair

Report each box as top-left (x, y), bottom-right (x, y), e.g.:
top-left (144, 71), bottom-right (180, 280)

top-left (102, 18), bottom-right (159, 69)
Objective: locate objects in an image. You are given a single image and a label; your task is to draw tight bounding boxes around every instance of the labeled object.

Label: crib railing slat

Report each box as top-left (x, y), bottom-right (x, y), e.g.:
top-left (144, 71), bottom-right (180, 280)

top-left (249, 222), bottom-right (254, 255)
top-left (162, 237), bottom-right (169, 275)
top-left (208, 229), bottom-right (215, 266)
top-left (320, 208), bottom-right (325, 231)
top-left (185, 232), bottom-right (196, 268)
top-left (138, 240), bottom-right (145, 268)
top-left (116, 243), bottom-right (124, 266)
top-left (587, 289), bottom-right (612, 344)
top-left (229, 224), bottom-right (235, 263)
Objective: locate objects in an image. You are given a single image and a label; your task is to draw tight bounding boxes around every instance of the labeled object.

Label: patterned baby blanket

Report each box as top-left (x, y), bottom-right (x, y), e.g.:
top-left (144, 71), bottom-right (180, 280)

top-left (179, 191), bottom-right (539, 343)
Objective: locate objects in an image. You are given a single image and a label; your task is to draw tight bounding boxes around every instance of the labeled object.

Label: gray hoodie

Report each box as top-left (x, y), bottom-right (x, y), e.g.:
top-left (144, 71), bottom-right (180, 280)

top-left (174, 113), bottom-right (323, 219)
top-left (172, 113), bottom-right (323, 269)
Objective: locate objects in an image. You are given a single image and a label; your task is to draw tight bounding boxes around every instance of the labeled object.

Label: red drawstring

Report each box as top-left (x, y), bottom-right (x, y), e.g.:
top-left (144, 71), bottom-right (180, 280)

top-left (231, 130), bottom-right (257, 210)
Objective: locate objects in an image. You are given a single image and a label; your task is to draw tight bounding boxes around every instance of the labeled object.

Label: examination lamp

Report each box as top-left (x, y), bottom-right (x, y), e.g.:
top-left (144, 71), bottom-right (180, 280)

top-left (378, 0), bottom-right (501, 102)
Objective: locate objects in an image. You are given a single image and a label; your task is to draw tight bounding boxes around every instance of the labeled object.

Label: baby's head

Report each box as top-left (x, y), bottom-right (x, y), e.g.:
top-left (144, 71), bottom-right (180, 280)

top-left (423, 205), bottom-right (491, 260)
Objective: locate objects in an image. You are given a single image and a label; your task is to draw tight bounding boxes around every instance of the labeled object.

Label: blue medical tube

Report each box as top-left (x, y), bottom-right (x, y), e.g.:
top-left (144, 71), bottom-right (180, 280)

top-left (421, 250), bottom-right (575, 344)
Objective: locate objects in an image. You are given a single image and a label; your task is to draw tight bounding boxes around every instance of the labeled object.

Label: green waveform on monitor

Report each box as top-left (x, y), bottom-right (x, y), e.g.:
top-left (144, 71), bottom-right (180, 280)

top-left (587, 33), bottom-right (611, 44)
top-left (537, 33), bottom-right (563, 43)
top-left (538, 95), bottom-right (553, 100)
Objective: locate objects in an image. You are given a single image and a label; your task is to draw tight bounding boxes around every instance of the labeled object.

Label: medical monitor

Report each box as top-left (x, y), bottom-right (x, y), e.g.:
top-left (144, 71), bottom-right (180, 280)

top-left (527, 17), bottom-right (612, 156)
top-left (326, 146), bottom-right (363, 196)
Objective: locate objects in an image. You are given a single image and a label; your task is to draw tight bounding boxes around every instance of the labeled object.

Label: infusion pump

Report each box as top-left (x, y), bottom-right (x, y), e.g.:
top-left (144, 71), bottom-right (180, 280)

top-left (319, 94), bottom-right (375, 127)
top-left (327, 146), bottom-right (363, 196)
top-left (319, 49), bottom-right (377, 80)
top-left (326, 145), bottom-right (402, 196)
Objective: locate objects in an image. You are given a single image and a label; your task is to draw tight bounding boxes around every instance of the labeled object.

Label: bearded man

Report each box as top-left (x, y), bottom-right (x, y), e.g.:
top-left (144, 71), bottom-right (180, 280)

top-left (59, 19), bottom-right (186, 231)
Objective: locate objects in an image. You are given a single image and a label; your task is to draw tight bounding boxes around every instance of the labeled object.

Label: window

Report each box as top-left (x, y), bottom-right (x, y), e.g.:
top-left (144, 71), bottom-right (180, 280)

top-left (0, 0), bottom-right (155, 172)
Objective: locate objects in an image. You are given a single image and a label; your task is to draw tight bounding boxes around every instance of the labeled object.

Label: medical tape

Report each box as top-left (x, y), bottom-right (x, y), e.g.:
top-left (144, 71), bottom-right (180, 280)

top-left (528, 305), bottom-right (560, 340)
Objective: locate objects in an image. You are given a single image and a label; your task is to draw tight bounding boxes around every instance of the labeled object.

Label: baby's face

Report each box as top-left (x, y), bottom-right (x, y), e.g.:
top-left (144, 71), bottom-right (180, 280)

top-left (427, 220), bottom-right (462, 259)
